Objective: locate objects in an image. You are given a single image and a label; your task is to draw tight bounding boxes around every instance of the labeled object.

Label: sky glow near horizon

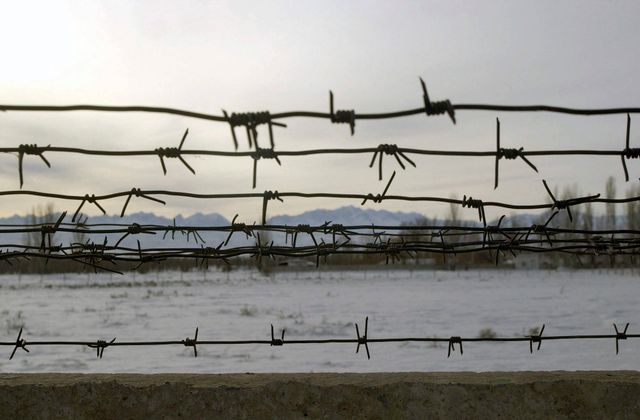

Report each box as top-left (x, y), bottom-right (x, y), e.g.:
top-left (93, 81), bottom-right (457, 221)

top-left (0, 0), bottom-right (639, 223)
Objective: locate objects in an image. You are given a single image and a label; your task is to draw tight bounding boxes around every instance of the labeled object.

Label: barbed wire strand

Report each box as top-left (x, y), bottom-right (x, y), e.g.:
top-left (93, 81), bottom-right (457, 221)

top-left (1, 322), bottom-right (637, 360)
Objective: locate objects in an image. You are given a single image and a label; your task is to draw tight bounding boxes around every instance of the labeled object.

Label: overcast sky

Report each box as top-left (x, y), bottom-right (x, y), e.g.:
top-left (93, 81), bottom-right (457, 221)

top-left (0, 0), bottom-right (639, 223)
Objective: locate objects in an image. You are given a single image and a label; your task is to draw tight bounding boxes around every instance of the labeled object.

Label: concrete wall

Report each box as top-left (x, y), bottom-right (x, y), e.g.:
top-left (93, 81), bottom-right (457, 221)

top-left (1, 371), bottom-right (639, 419)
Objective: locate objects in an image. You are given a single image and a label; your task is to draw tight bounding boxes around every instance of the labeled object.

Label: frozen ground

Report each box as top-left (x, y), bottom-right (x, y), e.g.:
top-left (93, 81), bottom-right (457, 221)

top-left (0, 268), bottom-right (639, 373)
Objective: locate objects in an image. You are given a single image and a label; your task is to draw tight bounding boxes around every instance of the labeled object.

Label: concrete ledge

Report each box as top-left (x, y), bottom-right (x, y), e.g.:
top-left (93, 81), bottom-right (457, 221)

top-left (1, 371), bottom-right (639, 419)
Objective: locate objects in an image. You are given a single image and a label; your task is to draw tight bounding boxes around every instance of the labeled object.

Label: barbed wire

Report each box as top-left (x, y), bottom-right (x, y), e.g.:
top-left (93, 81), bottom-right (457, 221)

top-left (0, 231), bottom-right (637, 274)
top-left (2, 82), bottom-right (640, 367)
top-left (1, 77), bottom-right (638, 127)
top-left (2, 113), bottom-right (636, 188)
top-left (2, 321), bottom-right (637, 361)
top-left (0, 173), bottom-right (629, 224)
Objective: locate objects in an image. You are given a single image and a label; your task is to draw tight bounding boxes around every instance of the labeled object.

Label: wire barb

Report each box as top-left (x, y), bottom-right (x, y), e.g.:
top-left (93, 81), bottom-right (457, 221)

top-left (462, 195), bottom-right (486, 225)
top-left (251, 148), bottom-right (282, 189)
top-left (72, 195), bottom-right (106, 222)
top-left (120, 188), bottom-right (167, 217)
top-left (88, 337), bottom-right (116, 359)
top-left (542, 180), bottom-right (600, 222)
top-left (270, 324), bottom-right (285, 346)
top-left (447, 336), bottom-right (463, 358)
top-left (528, 324), bottom-right (545, 354)
top-left (156, 129), bottom-right (195, 175)
top-left (369, 144), bottom-right (416, 181)
top-left (494, 118), bottom-right (538, 189)
top-left (355, 317), bottom-right (370, 360)
top-left (9, 327), bottom-right (29, 360)
top-left (420, 78), bottom-right (455, 124)
top-left (614, 323), bottom-right (629, 355)
top-left (183, 327), bottom-right (199, 358)
top-left (329, 91), bottom-right (356, 135)
top-left (17, 144), bottom-right (51, 188)
top-left (262, 190), bottom-right (284, 224)
top-left (361, 171), bottom-right (396, 205)
top-left (224, 111), bottom-right (286, 150)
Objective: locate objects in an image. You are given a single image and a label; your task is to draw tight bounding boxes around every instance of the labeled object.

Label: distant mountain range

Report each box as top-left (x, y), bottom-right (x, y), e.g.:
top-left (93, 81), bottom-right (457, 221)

top-left (6, 206), bottom-right (425, 249)
top-left (5, 206), bottom-right (621, 249)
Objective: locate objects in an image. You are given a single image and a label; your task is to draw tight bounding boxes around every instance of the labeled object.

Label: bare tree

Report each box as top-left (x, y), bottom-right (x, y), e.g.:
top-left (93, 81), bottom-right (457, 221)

top-left (582, 202), bottom-right (594, 231)
top-left (605, 176), bottom-right (617, 229)
top-left (24, 203), bottom-right (56, 247)
top-left (627, 184), bottom-right (640, 231)
top-left (448, 195), bottom-right (460, 225)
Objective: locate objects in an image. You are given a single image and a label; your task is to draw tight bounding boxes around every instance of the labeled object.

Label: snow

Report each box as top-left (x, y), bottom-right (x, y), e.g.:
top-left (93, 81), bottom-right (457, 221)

top-left (0, 268), bottom-right (639, 373)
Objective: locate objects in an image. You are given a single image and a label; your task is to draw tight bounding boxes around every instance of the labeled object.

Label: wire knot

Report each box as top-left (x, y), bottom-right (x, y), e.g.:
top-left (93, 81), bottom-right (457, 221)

top-left (16, 144), bottom-right (51, 188)
top-left (528, 324), bottom-right (545, 353)
top-left (229, 111), bottom-right (272, 127)
top-left (156, 147), bottom-right (180, 158)
top-left (329, 223), bottom-right (344, 232)
top-left (120, 188), bottom-right (166, 217)
top-left (329, 91), bottom-right (356, 135)
top-left (231, 222), bottom-right (248, 232)
top-left (155, 129), bottom-right (194, 175)
top-left (426, 100), bottom-right (454, 117)
top-left (614, 323), bottom-right (629, 355)
top-left (370, 144), bottom-right (416, 180)
top-left (378, 144), bottom-right (399, 155)
top-left (364, 193), bottom-right (383, 204)
top-left (182, 327), bottom-right (199, 358)
top-left (253, 148), bottom-right (279, 160)
top-left (288, 224), bottom-right (318, 247)
top-left (18, 144), bottom-right (47, 155)
top-left (223, 110), bottom-right (285, 150)
top-left (127, 223), bottom-right (143, 234)
top-left (542, 180), bottom-right (600, 222)
top-left (270, 324), bottom-right (285, 346)
top-left (624, 148), bottom-right (640, 159)
top-left (296, 224), bottom-right (313, 234)
top-left (361, 171), bottom-right (396, 205)
top-left (88, 338), bottom-right (116, 359)
top-left (261, 191), bottom-right (284, 224)
top-left (251, 148), bottom-right (282, 188)
top-left (462, 195), bottom-right (486, 224)
top-left (420, 78), bottom-right (456, 124)
top-left (264, 190), bottom-right (283, 202)
top-left (9, 327), bottom-right (29, 360)
top-left (41, 224), bottom-right (58, 235)
top-left (355, 317), bottom-right (370, 359)
top-left (498, 147), bottom-right (523, 160)
top-left (462, 196), bottom-right (482, 209)
top-left (447, 336), bottom-right (463, 357)
top-left (224, 215), bottom-right (255, 246)
top-left (332, 109), bottom-right (356, 125)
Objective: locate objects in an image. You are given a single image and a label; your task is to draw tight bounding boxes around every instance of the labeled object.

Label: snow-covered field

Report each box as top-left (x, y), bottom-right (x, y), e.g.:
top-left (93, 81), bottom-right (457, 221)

top-left (0, 268), bottom-right (639, 373)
